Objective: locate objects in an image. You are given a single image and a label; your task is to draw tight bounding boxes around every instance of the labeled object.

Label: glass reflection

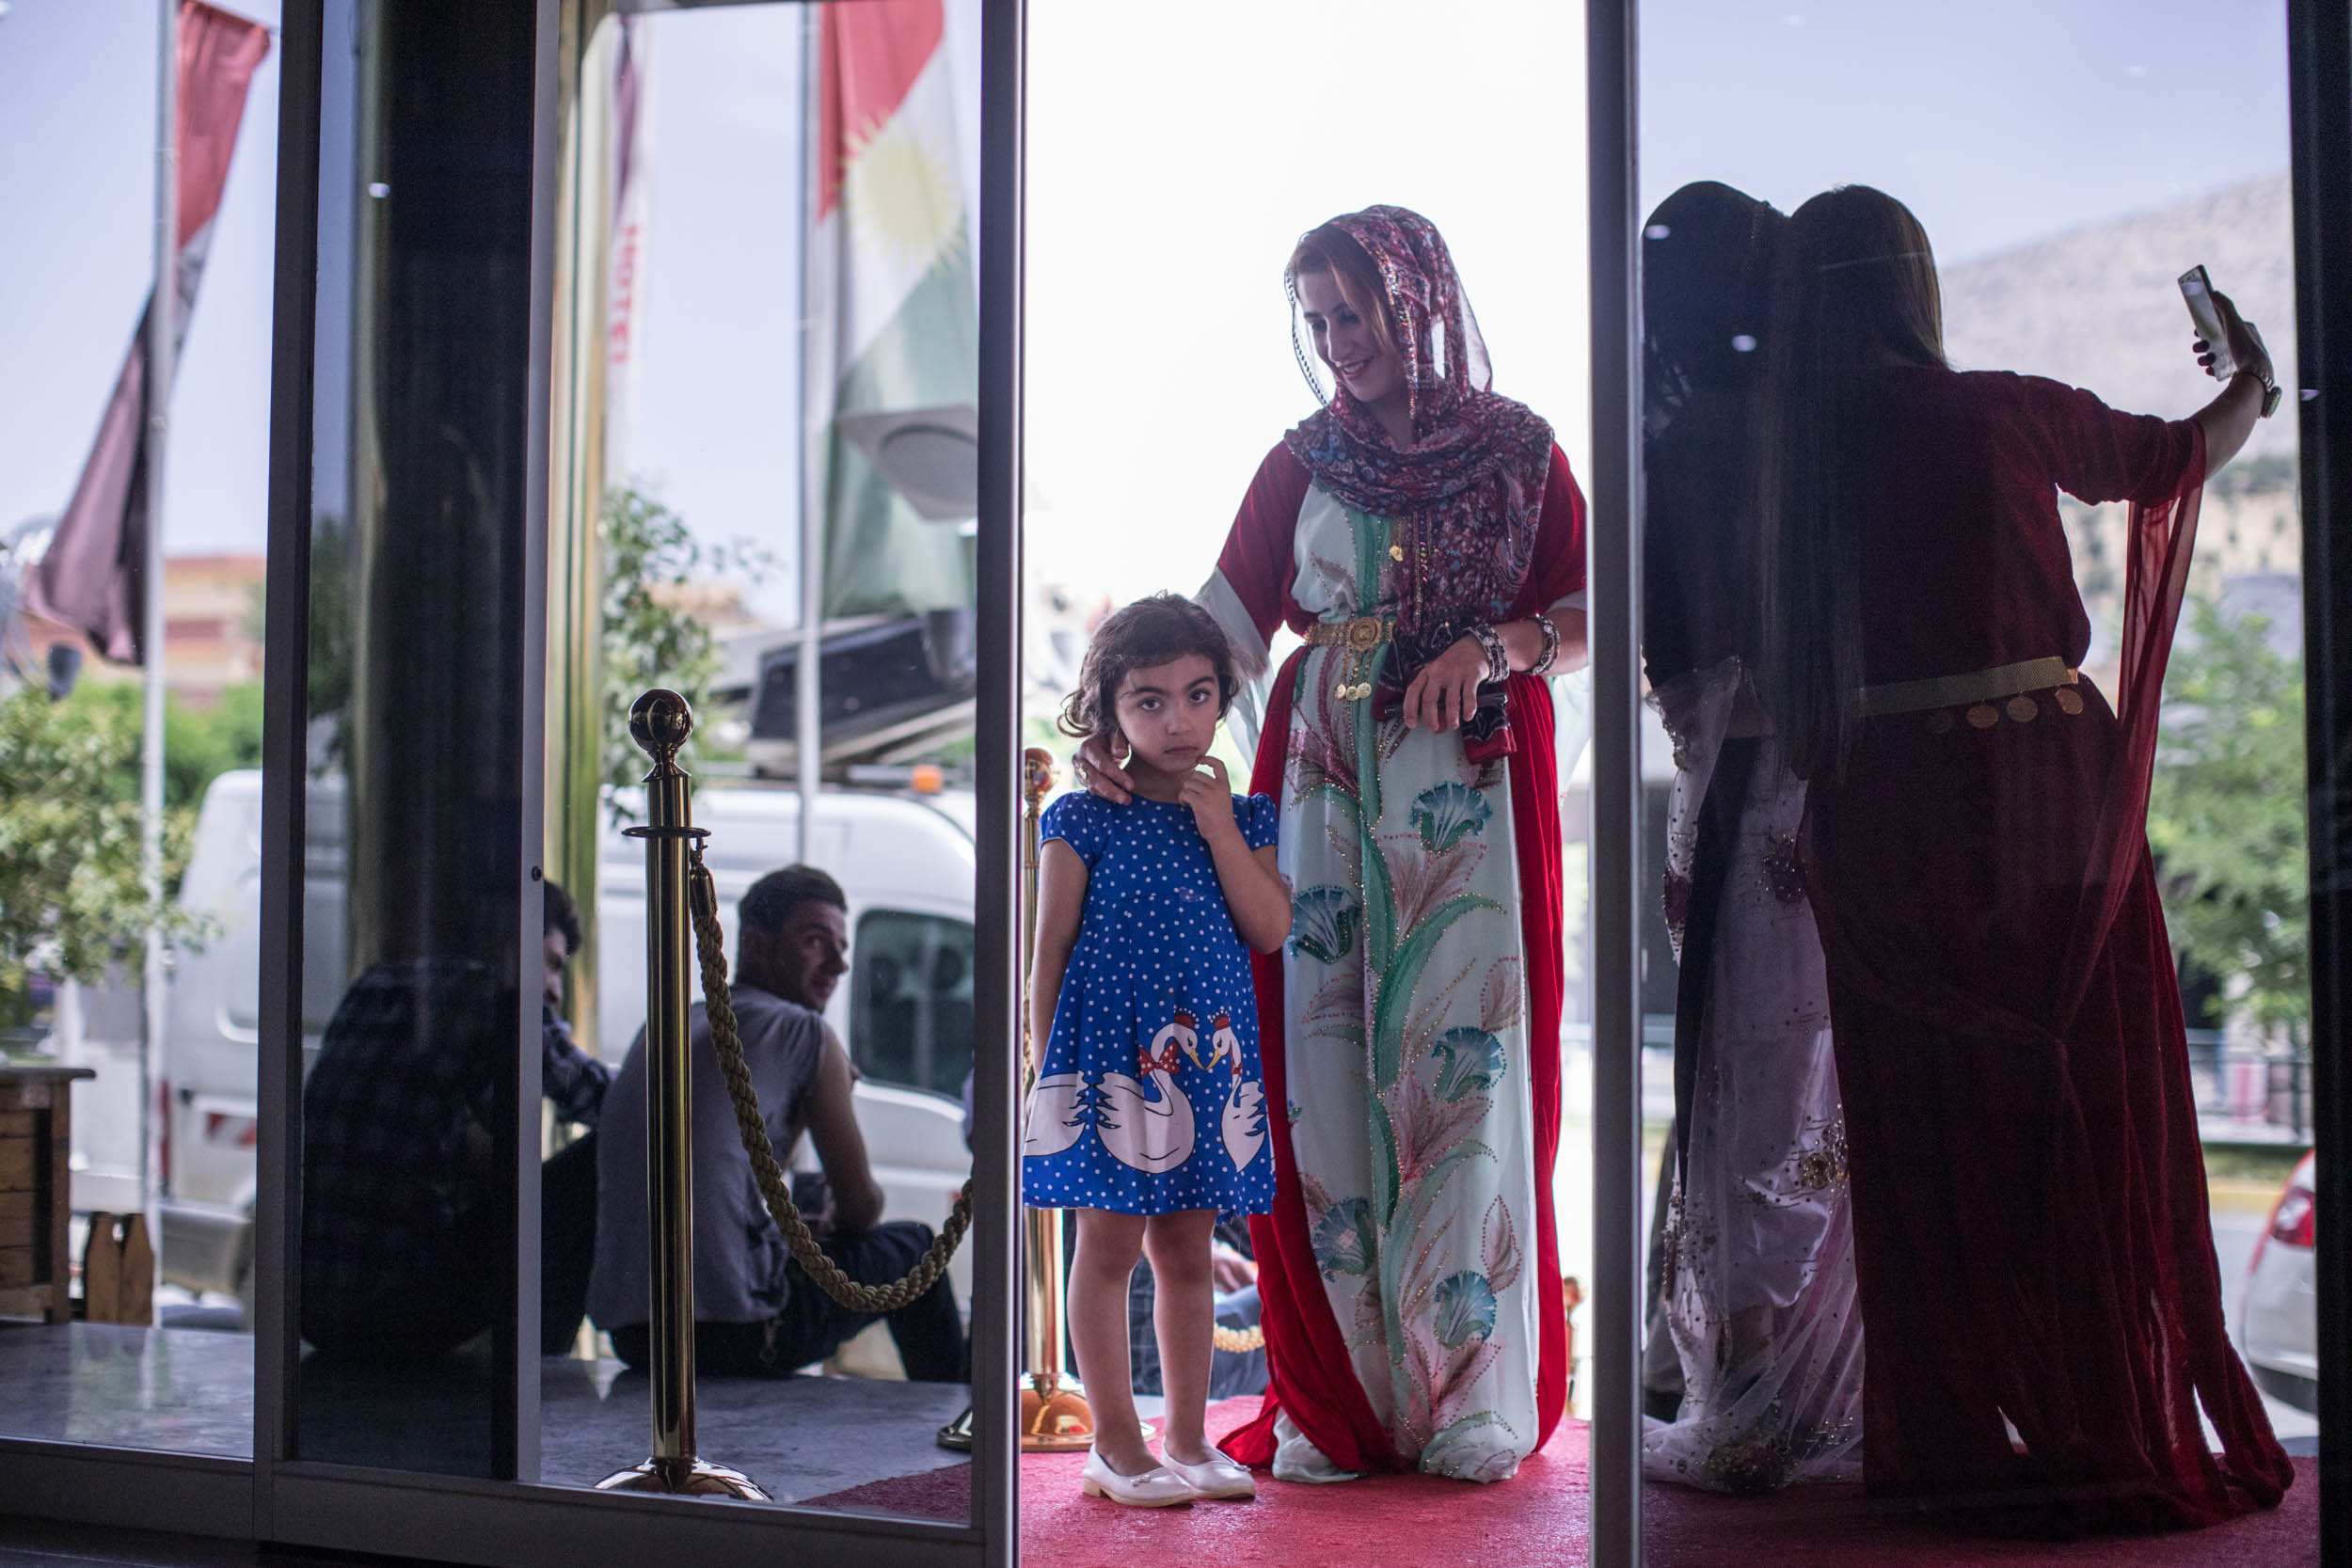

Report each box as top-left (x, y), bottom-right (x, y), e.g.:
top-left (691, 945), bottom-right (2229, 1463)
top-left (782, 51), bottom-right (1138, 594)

top-left (0, 0), bottom-right (271, 1461)
top-left (1759, 184), bottom-right (2285, 1526)
top-left (533, 0), bottom-right (984, 1514)
top-left (1635, 3), bottom-right (2312, 1550)
top-left (1638, 182), bottom-right (1861, 1494)
top-left (295, 0), bottom-right (538, 1475)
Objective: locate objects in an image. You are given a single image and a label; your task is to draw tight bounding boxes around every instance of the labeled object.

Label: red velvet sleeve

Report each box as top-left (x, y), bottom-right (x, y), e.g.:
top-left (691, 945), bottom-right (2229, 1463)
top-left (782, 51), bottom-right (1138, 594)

top-left (1212, 442), bottom-right (1312, 642)
top-left (2011, 374), bottom-right (2201, 509)
top-left (1515, 441), bottom-right (1588, 615)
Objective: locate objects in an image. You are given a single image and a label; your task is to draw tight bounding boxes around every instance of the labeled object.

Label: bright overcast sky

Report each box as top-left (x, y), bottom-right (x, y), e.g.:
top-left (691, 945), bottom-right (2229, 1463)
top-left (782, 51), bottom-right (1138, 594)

top-left (0, 0), bottom-right (2293, 611)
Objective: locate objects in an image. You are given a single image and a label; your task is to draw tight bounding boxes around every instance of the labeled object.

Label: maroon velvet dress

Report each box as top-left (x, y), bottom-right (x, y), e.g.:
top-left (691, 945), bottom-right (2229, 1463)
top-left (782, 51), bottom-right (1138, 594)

top-left (1800, 366), bottom-right (2292, 1527)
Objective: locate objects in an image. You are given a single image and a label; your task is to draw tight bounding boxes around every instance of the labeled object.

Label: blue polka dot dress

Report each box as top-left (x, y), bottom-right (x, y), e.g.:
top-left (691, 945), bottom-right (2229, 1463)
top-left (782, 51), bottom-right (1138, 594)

top-left (1020, 789), bottom-right (1280, 1219)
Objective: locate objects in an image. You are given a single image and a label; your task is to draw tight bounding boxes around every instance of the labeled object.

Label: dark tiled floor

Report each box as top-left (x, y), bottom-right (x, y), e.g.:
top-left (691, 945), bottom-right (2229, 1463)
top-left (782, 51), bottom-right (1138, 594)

top-left (0, 1323), bottom-right (971, 1507)
top-left (0, 1323), bottom-right (252, 1457)
top-left (541, 1359), bottom-right (971, 1499)
top-left (0, 1516), bottom-right (434, 1568)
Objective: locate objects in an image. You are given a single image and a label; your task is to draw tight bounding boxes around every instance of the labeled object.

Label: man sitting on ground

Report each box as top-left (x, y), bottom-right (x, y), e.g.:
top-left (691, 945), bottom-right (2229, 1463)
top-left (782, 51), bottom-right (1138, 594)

top-left (301, 880), bottom-right (612, 1361)
top-left (588, 864), bottom-right (965, 1381)
top-left (537, 879), bottom-right (611, 1354)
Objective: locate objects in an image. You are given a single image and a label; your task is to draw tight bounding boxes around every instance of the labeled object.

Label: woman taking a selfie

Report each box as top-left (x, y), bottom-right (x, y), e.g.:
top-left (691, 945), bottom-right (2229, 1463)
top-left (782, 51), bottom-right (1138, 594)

top-left (1756, 183), bottom-right (2290, 1528)
top-left (1078, 207), bottom-right (1586, 1483)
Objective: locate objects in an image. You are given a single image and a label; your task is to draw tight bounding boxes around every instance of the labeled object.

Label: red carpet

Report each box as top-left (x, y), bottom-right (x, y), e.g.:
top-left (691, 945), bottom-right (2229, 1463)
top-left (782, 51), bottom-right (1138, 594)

top-left (802, 1399), bottom-right (2317, 1567)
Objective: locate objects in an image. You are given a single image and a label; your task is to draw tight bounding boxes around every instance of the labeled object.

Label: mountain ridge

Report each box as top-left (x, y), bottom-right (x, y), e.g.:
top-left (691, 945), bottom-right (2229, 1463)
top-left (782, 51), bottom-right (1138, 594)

top-left (1940, 172), bottom-right (2296, 458)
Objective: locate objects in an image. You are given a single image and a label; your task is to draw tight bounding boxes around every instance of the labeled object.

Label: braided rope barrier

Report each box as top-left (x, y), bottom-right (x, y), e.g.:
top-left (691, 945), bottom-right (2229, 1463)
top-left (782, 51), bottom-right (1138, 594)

top-left (691, 844), bottom-right (1262, 1350)
top-left (691, 857), bottom-right (973, 1314)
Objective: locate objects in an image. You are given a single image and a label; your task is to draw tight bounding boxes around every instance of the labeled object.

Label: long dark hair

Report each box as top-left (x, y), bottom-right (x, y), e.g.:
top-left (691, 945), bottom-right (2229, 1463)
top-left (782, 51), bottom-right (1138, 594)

top-left (1642, 181), bottom-right (1784, 438)
top-left (1756, 185), bottom-right (1947, 774)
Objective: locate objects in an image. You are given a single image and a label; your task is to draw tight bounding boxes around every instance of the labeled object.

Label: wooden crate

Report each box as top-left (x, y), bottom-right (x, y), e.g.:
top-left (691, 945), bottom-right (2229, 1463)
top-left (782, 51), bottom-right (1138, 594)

top-left (0, 1067), bottom-right (97, 1325)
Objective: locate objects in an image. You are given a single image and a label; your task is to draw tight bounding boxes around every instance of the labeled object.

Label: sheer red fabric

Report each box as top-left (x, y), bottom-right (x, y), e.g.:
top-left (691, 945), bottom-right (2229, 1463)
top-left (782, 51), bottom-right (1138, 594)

top-left (1799, 368), bottom-right (2292, 1528)
top-left (1213, 440), bottom-right (1581, 1472)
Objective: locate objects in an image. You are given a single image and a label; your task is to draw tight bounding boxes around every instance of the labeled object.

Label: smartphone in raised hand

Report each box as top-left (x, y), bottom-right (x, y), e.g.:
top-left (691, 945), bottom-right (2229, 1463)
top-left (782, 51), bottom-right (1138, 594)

top-left (2179, 265), bottom-right (2236, 382)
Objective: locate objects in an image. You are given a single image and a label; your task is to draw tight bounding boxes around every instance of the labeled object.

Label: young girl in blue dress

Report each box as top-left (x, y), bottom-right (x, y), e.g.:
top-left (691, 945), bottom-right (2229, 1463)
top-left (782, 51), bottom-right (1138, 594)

top-left (1024, 593), bottom-right (1292, 1506)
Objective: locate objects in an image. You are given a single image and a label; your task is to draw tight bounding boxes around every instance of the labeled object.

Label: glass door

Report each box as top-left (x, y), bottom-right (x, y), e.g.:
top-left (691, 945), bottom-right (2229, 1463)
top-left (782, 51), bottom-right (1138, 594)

top-left (249, 1), bottom-right (1022, 1562)
top-left (1607, 2), bottom-right (2324, 1563)
top-left (1017, 0), bottom-right (1593, 1555)
top-left (0, 0), bottom-right (277, 1494)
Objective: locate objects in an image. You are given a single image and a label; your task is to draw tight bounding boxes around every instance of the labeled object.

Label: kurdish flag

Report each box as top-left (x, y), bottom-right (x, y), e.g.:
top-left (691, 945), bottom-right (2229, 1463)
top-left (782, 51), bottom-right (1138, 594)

top-left (807, 0), bottom-right (977, 620)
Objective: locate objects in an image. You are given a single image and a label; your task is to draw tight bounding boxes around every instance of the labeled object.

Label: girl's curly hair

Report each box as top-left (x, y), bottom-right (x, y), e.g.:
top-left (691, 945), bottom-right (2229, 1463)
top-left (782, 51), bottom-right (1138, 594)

top-left (1059, 592), bottom-right (1240, 747)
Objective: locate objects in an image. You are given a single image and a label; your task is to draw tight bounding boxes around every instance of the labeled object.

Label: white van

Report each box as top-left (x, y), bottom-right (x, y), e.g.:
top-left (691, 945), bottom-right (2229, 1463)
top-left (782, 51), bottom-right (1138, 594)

top-left (593, 783), bottom-right (980, 1304)
top-left (155, 769), bottom-right (980, 1319)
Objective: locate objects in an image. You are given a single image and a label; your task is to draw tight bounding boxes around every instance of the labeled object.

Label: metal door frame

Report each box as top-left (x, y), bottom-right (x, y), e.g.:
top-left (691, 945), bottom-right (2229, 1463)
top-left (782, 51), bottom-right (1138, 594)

top-left (0, 4), bottom-right (1023, 1565)
top-left (9, 7), bottom-right (2344, 1568)
top-left (2292, 6), bottom-right (2351, 1563)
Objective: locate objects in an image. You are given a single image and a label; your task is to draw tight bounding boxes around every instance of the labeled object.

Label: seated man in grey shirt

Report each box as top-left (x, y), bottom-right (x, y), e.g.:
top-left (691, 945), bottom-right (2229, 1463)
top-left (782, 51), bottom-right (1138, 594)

top-left (589, 865), bottom-right (965, 1381)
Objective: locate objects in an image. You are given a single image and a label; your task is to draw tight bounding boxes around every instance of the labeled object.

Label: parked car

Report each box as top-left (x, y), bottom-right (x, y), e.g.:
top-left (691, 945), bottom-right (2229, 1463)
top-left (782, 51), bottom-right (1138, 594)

top-left (2240, 1150), bottom-right (2317, 1414)
top-left (155, 769), bottom-right (980, 1323)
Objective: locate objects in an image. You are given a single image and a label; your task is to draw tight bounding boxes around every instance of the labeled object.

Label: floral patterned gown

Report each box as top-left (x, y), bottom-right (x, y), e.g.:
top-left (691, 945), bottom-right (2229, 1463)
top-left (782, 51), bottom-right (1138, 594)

top-left (1644, 673), bottom-right (1863, 1491)
top-left (1207, 439), bottom-right (1585, 1481)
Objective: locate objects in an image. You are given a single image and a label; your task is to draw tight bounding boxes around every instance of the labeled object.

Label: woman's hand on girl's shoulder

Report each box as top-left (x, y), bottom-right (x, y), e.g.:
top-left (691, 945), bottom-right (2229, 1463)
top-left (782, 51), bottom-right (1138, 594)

top-left (1073, 733), bottom-right (1134, 803)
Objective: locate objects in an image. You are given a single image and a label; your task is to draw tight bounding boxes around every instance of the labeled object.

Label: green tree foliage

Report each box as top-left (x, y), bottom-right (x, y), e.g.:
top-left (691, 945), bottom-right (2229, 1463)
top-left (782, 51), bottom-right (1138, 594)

top-left (306, 515), bottom-right (354, 770)
top-left (0, 685), bottom-right (204, 1026)
top-left (600, 485), bottom-right (770, 822)
top-left (241, 514), bottom-right (353, 775)
top-left (62, 681), bottom-right (263, 813)
top-left (2146, 594), bottom-right (2308, 1042)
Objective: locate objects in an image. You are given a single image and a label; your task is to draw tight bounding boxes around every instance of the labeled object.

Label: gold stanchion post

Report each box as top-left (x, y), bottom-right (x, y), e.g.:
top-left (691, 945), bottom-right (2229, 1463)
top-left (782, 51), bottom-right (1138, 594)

top-left (598, 690), bottom-right (769, 1499)
top-left (1013, 749), bottom-right (1094, 1449)
top-left (939, 749), bottom-right (1100, 1452)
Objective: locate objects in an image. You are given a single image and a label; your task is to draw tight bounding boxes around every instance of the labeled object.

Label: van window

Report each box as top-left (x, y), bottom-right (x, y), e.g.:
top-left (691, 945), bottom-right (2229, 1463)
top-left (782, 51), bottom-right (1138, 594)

top-left (850, 911), bottom-right (975, 1101)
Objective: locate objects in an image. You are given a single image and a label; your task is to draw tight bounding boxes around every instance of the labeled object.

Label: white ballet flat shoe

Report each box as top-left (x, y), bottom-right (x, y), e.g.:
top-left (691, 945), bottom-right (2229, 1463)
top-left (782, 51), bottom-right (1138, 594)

top-left (1080, 1449), bottom-right (1196, 1507)
top-left (1158, 1447), bottom-right (1256, 1499)
top-left (1271, 1411), bottom-right (1362, 1484)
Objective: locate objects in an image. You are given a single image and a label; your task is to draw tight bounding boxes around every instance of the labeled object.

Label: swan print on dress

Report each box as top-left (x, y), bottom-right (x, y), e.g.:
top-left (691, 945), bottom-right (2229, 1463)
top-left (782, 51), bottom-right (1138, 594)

top-left (1220, 1063), bottom-right (1268, 1172)
top-left (1022, 1070), bottom-right (1089, 1159)
top-left (1195, 1011), bottom-right (1241, 1071)
top-left (1018, 790), bottom-right (1279, 1221)
top-left (1095, 1027), bottom-right (1199, 1175)
top-left (1200, 1009), bottom-right (1269, 1172)
top-left (1153, 1010), bottom-right (1203, 1073)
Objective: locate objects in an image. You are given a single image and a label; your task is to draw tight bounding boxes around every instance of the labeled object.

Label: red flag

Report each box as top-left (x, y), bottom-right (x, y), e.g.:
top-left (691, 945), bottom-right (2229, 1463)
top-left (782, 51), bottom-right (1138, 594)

top-left (604, 17), bottom-right (650, 480)
top-left (24, 2), bottom-right (270, 665)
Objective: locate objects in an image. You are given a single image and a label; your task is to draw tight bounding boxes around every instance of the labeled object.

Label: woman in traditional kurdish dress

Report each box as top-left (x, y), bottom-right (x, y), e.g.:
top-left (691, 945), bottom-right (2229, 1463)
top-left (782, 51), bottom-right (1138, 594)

top-left (1756, 184), bottom-right (2291, 1528)
top-left (1637, 182), bottom-right (1865, 1494)
top-left (1078, 207), bottom-right (1586, 1483)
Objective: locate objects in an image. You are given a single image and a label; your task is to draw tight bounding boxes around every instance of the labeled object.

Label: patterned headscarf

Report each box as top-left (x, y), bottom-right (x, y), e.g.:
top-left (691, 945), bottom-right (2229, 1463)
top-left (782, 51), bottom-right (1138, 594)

top-left (1283, 207), bottom-right (1556, 659)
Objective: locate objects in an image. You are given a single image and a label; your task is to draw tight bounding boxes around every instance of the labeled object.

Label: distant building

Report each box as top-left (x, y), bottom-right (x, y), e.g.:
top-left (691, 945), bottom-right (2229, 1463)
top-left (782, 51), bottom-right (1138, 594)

top-left (21, 554), bottom-right (264, 705)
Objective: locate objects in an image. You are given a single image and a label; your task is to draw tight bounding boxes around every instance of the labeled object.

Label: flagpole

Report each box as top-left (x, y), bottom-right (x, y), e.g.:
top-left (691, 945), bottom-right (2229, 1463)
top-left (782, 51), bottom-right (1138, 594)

top-left (139, 0), bottom-right (178, 1284)
top-left (795, 7), bottom-right (819, 863)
